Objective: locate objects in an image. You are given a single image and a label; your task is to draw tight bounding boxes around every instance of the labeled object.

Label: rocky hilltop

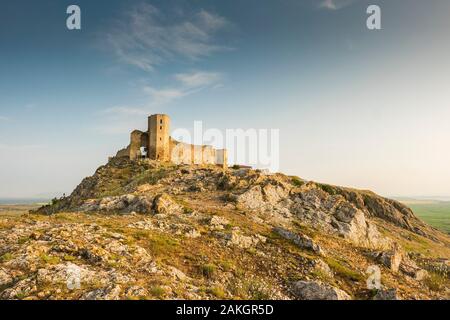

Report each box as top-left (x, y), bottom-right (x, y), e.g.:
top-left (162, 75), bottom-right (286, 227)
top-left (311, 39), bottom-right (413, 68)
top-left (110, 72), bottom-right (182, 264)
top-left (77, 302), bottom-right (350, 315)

top-left (1, 157), bottom-right (449, 300)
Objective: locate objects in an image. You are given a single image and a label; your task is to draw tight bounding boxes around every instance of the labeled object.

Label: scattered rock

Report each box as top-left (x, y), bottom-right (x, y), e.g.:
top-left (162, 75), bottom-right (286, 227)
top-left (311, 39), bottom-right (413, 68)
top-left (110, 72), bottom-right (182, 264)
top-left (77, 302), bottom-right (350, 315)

top-left (81, 284), bottom-right (122, 300)
top-left (224, 229), bottom-right (266, 249)
top-left (208, 215), bottom-right (230, 231)
top-left (0, 278), bottom-right (35, 300)
top-left (373, 288), bottom-right (400, 300)
top-left (292, 281), bottom-right (351, 300)
top-left (376, 245), bottom-right (403, 273)
top-left (2, 158), bottom-right (445, 301)
top-left (152, 194), bottom-right (182, 215)
top-left (420, 258), bottom-right (449, 277)
top-left (399, 257), bottom-right (428, 281)
top-left (169, 266), bottom-right (188, 281)
top-left (262, 184), bottom-right (288, 205)
top-left (311, 259), bottom-right (333, 278)
top-left (125, 286), bottom-right (148, 298)
top-left (81, 195), bottom-right (153, 214)
top-left (0, 268), bottom-right (13, 288)
top-left (273, 227), bottom-right (324, 255)
top-left (36, 263), bottom-right (107, 287)
top-left (236, 186), bottom-right (265, 210)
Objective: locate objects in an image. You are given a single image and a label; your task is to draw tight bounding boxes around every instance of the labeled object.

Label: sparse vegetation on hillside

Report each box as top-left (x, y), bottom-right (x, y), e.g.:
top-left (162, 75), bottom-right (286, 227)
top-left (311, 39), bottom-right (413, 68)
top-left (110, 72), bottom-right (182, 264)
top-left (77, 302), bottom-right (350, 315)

top-left (1, 158), bottom-right (449, 300)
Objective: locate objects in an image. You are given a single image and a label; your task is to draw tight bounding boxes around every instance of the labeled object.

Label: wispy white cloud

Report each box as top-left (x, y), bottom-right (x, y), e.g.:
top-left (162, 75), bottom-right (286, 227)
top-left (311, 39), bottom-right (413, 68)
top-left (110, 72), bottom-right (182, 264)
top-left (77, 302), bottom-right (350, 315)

top-left (142, 86), bottom-right (188, 105)
top-left (101, 106), bottom-right (150, 117)
top-left (319, 0), bottom-right (357, 11)
top-left (106, 3), bottom-right (232, 72)
top-left (145, 70), bottom-right (223, 105)
top-left (0, 116), bottom-right (11, 121)
top-left (102, 70), bottom-right (224, 117)
top-left (174, 71), bottom-right (223, 88)
top-left (97, 3), bottom-right (230, 134)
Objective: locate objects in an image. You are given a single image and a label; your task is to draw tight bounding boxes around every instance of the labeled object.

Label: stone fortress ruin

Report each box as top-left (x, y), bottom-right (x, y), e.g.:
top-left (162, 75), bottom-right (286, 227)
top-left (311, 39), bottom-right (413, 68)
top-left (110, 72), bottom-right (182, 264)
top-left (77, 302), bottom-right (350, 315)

top-left (116, 114), bottom-right (228, 168)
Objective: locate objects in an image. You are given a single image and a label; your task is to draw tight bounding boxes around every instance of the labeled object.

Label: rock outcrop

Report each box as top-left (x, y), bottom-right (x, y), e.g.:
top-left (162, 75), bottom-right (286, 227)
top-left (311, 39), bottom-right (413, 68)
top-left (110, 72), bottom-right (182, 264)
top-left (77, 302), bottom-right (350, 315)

top-left (373, 288), bottom-right (400, 300)
top-left (292, 281), bottom-right (351, 300)
top-left (273, 227), bottom-right (324, 255)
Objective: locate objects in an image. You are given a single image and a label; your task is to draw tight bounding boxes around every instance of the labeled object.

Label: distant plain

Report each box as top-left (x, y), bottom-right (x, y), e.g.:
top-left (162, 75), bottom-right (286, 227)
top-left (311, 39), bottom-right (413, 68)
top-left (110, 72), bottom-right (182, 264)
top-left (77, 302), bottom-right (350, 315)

top-left (396, 198), bottom-right (450, 234)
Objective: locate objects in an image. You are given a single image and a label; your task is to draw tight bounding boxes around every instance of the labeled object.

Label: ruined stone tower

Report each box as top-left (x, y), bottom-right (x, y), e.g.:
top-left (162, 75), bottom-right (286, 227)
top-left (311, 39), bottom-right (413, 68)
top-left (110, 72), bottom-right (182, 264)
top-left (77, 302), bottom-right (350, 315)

top-left (121, 114), bottom-right (227, 168)
top-left (129, 130), bottom-right (149, 161)
top-left (148, 114), bottom-right (170, 162)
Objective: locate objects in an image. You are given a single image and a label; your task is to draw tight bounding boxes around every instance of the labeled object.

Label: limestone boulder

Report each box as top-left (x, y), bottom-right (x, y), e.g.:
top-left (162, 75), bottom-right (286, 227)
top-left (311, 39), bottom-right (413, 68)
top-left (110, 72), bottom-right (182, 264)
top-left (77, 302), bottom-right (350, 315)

top-left (80, 194), bottom-right (153, 214)
top-left (373, 288), bottom-right (401, 300)
top-left (311, 259), bottom-right (334, 278)
top-left (262, 184), bottom-right (288, 205)
top-left (208, 215), bottom-right (230, 231)
top-left (81, 284), bottom-right (122, 300)
top-left (273, 227), bottom-right (324, 255)
top-left (152, 193), bottom-right (182, 215)
top-left (36, 262), bottom-right (108, 287)
top-left (223, 229), bottom-right (266, 249)
top-left (236, 186), bottom-right (265, 210)
top-left (399, 256), bottom-right (428, 281)
top-left (293, 189), bottom-right (389, 249)
top-left (292, 281), bottom-right (351, 300)
top-left (377, 245), bottom-right (403, 273)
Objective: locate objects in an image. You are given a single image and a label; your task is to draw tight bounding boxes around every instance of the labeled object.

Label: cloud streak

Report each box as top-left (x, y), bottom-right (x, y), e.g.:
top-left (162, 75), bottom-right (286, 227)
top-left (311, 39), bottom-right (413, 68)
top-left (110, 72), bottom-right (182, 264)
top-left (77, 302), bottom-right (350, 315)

top-left (319, 0), bottom-right (357, 11)
top-left (106, 3), bottom-right (232, 72)
top-left (174, 71), bottom-right (223, 88)
top-left (98, 4), bottom-right (230, 134)
top-left (101, 71), bottom-right (224, 118)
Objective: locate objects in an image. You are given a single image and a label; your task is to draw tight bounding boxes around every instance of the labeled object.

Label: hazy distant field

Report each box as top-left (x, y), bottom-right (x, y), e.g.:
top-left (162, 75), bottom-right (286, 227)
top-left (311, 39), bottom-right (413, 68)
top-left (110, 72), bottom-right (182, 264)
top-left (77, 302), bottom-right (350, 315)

top-left (398, 199), bottom-right (450, 234)
top-left (0, 204), bottom-right (39, 217)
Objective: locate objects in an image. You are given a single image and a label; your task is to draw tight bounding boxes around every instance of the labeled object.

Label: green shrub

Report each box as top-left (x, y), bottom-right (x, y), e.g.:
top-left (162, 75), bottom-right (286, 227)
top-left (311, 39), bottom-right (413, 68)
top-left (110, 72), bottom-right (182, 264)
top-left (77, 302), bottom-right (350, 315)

top-left (145, 233), bottom-right (180, 257)
top-left (219, 260), bottom-right (234, 272)
top-left (63, 255), bottom-right (76, 261)
top-left (18, 237), bottom-right (29, 244)
top-left (317, 183), bottom-right (336, 195)
top-left (0, 253), bottom-right (13, 262)
top-left (201, 263), bottom-right (217, 279)
top-left (40, 254), bottom-right (61, 265)
top-left (208, 286), bottom-right (226, 299)
top-left (132, 169), bottom-right (168, 186)
top-left (221, 193), bottom-right (237, 203)
top-left (424, 272), bottom-right (446, 292)
top-left (291, 176), bottom-right (304, 187)
top-left (150, 286), bottom-right (165, 298)
top-left (237, 279), bottom-right (271, 300)
top-left (325, 257), bottom-right (363, 282)
top-left (183, 206), bottom-right (194, 214)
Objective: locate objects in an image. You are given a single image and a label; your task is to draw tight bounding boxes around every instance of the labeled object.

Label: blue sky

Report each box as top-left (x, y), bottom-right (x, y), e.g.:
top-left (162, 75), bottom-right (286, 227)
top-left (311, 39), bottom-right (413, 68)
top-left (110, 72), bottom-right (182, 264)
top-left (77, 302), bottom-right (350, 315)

top-left (1, 0), bottom-right (450, 198)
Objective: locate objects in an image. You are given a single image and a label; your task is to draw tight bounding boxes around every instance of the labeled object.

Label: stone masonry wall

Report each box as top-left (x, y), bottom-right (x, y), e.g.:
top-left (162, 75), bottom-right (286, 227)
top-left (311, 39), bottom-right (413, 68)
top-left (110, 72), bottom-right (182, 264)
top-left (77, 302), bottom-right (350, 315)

top-left (127, 114), bottom-right (227, 168)
top-left (130, 130), bottom-right (149, 161)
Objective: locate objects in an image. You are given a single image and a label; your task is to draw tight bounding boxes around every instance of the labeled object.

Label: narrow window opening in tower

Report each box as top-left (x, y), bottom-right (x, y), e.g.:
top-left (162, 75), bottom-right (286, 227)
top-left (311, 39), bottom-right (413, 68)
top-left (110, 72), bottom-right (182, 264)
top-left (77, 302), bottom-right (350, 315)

top-left (160, 119), bottom-right (162, 124)
top-left (160, 137), bottom-right (162, 141)
top-left (160, 126), bottom-right (162, 130)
